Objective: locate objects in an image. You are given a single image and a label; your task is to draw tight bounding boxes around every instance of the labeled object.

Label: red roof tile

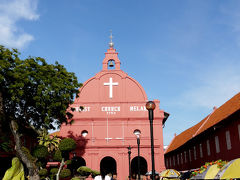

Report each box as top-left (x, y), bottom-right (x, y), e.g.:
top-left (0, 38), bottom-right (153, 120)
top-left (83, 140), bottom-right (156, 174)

top-left (165, 92), bottom-right (240, 154)
top-left (49, 131), bottom-right (60, 137)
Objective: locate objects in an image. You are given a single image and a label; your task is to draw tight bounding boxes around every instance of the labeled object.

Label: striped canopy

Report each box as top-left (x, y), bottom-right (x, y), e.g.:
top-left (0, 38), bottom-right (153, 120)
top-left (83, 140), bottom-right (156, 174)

top-left (160, 169), bottom-right (180, 178)
top-left (191, 164), bottom-right (220, 179)
top-left (215, 158), bottom-right (240, 179)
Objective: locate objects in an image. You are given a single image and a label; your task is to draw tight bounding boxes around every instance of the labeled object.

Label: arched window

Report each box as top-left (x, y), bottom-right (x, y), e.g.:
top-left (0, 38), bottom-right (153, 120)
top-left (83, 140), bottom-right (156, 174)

top-left (108, 59), bottom-right (115, 69)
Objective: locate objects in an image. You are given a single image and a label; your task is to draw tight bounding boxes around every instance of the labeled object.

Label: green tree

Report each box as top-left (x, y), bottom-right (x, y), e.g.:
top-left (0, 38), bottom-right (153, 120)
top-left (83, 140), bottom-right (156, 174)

top-left (0, 46), bottom-right (81, 180)
top-left (38, 129), bottom-right (61, 153)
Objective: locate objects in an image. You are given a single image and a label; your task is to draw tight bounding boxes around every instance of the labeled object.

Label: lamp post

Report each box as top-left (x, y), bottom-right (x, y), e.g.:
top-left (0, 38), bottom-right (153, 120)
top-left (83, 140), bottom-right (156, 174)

top-left (146, 101), bottom-right (156, 180)
top-left (127, 146), bottom-right (132, 180)
top-left (134, 129), bottom-right (141, 180)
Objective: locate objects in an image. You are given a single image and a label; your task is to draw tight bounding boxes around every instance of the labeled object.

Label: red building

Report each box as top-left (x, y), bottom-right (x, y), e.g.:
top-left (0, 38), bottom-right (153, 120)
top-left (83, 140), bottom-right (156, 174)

top-left (59, 41), bottom-right (168, 179)
top-left (164, 93), bottom-right (240, 171)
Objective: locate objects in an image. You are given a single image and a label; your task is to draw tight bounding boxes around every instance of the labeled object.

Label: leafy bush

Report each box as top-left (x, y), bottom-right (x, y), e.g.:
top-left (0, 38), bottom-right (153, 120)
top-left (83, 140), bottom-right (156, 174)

top-left (50, 168), bottom-right (58, 175)
top-left (39, 168), bottom-right (48, 176)
top-left (60, 169), bottom-right (71, 178)
top-left (66, 159), bottom-right (72, 165)
top-left (53, 149), bottom-right (62, 162)
top-left (77, 166), bottom-right (92, 177)
top-left (36, 161), bottom-right (43, 168)
top-left (50, 168), bottom-right (58, 180)
top-left (0, 136), bottom-right (12, 152)
top-left (71, 177), bottom-right (81, 180)
top-left (59, 138), bottom-right (76, 152)
top-left (191, 159), bottom-right (228, 177)
top-left (33, 145), bottom-right (49, 159)
top-left (91, 170), bottom-right (100, 178)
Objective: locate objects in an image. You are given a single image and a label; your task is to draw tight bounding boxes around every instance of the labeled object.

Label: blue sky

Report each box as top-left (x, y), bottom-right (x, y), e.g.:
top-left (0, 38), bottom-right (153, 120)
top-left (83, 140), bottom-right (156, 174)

top-left (1, 0), bottom-right (240, 145)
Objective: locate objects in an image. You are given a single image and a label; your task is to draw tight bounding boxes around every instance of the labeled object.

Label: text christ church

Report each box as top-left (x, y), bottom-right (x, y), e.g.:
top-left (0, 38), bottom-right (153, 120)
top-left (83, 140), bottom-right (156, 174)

top-left (59, 38), bottom-right (167, 179)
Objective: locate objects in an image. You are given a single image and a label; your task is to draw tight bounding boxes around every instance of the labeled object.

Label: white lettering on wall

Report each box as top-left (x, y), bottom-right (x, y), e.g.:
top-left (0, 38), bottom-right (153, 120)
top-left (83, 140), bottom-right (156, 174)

top-left (74, 107), bottom-right (90, 112)
top-left (101, 106), bottom-right (120, 112)
top-left (101, 106), bottom-right (120, 115)
top-left (129, 106), bottom-right (147, 111)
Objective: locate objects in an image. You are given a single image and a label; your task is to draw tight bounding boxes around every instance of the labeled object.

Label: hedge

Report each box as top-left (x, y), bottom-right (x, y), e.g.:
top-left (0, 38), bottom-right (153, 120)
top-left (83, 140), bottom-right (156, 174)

top-left (59, 138), bottom-right (76, 152)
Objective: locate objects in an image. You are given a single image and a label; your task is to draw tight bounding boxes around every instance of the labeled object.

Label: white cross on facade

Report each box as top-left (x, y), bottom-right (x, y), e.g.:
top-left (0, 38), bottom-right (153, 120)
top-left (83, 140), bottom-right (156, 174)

top-left (104, 77), bottom-right (118, 98)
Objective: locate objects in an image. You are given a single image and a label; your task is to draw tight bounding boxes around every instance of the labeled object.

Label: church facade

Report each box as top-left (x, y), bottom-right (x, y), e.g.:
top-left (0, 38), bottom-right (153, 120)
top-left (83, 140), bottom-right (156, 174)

top-left (59, 42), bottom-right (167, 179)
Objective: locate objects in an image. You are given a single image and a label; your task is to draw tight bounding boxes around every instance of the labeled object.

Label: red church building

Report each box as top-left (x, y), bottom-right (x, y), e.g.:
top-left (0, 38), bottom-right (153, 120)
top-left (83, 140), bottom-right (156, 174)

top-left (59, 40), bottom-right (168, 179)
top-left (164, 93), bottom-right (240, 171)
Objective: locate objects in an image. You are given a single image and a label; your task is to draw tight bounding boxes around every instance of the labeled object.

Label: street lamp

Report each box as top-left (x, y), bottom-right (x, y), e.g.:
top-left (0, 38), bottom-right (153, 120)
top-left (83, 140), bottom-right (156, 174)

top-left (146, 101), bottom-right (156, 180)
top-left (127, 146), bottom-right (132, 180)
top-left (134, 129), bottom-right (141, 180)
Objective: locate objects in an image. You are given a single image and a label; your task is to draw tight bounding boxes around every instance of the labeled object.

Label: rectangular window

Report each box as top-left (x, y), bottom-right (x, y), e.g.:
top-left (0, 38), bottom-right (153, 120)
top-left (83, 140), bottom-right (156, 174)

top-left (215, 136), bottom-right (220, 153)
top-left (184, 151), bottom-right (187, 163)
top-left (200, 143), bottom-right (203, 158)
top-left (225, 131), bottom-right (232, 150)
top-left (169, 157), bottom-right (172, 167)
top-left (181, 153), bottom-right (183, 164)
top-left (177, 154), bottom-right (180, 165)
top-left (166, 158), bottom-right (168, 167)
top-left (173, 156), bottom-right (175, 166)
top-left (194, 146), bottom-right (197, 160)
top-left (207, 139), bottom-right (211, 156)
top-left (189, 149), bottom-right (192, 162)
top-left (238, 124), bottom-right (240, 141)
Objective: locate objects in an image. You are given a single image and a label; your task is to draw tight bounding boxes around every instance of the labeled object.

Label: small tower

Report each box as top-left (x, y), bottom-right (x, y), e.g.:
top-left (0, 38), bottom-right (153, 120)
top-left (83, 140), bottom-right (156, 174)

top-left (102, 31), bottom-right (121, 70)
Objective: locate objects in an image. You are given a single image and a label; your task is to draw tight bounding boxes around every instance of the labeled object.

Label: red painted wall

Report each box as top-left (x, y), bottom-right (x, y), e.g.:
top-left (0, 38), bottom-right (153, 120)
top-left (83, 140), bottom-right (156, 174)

top-left (60, 47), bottom-right (166, 179)
top-left (165, 112), bottom-right (240, 171)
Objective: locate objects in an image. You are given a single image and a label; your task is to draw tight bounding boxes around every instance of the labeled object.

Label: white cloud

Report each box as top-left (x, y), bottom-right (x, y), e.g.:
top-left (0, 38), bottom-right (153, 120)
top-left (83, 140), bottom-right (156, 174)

top-left (179, 64), bottom-right (240, 109)
top-left (0, 0), bottom-right (39, 49)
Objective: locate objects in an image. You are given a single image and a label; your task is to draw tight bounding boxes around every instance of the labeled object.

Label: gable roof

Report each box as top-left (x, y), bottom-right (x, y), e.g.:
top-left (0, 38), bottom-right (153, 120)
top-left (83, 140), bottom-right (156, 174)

top-left (165, 92), bottom-right (240, 154)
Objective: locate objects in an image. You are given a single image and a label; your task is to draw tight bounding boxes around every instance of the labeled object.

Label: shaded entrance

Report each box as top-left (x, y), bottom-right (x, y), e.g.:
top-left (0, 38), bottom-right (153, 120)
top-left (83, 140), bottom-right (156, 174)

top-left (131, 156), bottom-right (148, 176)
top-left (100, 156), bottom-right (117, 176)
top-left (71, 156), bottom-right (86, 175)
